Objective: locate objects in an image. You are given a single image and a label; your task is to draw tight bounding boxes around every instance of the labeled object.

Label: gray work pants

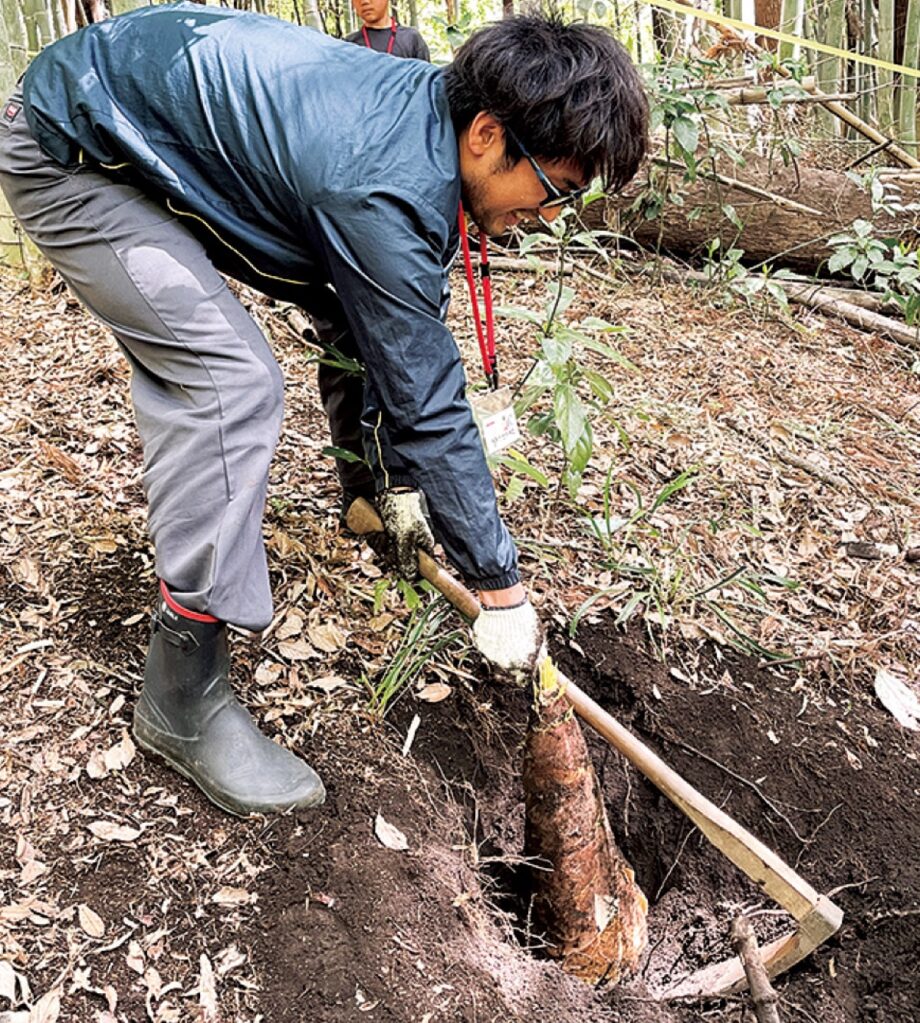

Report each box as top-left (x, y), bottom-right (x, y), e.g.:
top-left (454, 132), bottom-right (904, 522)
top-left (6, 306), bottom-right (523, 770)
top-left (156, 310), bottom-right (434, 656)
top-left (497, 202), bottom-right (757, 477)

top-left (0, 96), bottom-right (368, 631)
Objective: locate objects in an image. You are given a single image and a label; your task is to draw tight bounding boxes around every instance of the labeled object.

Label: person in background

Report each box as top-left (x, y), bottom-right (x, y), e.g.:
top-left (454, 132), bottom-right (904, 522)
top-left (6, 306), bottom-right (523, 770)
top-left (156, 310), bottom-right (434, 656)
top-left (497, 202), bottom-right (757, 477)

top-left (346, 0), bottom-right (429, 60)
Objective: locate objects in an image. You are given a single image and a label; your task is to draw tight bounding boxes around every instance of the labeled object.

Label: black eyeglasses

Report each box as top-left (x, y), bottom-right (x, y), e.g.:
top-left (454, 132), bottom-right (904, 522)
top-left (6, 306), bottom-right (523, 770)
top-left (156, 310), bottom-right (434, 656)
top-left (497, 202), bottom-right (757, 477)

top-left (504, 127), bottom-right (589, 210)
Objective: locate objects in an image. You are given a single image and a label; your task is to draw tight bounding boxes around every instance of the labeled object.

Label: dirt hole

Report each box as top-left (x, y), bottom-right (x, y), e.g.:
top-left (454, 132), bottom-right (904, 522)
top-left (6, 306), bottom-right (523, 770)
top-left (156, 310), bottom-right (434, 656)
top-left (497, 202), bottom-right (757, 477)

top-left (385, 620), bottom-right (919, 1019)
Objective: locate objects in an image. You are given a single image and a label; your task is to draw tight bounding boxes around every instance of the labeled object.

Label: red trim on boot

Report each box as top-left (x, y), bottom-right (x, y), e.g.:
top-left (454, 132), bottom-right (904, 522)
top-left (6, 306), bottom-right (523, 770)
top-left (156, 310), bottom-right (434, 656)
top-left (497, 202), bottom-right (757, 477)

top-left (159, 580), bottom-right (220, 623)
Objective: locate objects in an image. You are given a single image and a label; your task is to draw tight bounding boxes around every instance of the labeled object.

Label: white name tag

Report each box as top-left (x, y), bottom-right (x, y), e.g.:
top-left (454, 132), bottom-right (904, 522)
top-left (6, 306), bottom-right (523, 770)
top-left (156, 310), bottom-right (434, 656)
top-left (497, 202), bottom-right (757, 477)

top-left (471, 386), bottom-right (521, 457)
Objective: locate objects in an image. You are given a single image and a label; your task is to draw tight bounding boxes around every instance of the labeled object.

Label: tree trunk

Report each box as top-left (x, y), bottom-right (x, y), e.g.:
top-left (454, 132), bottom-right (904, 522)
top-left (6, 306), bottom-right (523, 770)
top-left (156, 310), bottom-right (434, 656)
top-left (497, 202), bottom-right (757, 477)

top-left (754, 0), bottom-right (782, 49)
top-left (652, 8), bottom-right (681, 57)
top-left (600, 153), bottom-right (920, 272)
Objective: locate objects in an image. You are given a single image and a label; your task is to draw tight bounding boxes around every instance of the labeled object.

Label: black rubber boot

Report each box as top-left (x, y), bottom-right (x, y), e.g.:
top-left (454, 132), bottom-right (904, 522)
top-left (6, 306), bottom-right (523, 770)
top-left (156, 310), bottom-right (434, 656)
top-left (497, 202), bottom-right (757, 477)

top-left (132, 585), bottom-right (325, 817)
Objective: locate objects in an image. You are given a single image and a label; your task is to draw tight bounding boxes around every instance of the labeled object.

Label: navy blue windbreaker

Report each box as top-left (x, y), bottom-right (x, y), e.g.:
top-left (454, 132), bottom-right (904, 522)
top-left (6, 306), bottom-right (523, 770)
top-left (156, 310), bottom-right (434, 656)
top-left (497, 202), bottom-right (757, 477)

top-left (22, 2), bottom-right (519, 590)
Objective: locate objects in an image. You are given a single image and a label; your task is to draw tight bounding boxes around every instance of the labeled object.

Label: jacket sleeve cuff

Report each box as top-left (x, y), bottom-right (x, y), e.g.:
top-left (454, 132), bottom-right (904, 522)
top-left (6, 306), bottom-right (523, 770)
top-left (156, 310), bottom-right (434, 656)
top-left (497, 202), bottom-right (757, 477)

top-left (375, 473), bottom-right (416, 494)
top-left (467, 568), bottom-right (521, 591)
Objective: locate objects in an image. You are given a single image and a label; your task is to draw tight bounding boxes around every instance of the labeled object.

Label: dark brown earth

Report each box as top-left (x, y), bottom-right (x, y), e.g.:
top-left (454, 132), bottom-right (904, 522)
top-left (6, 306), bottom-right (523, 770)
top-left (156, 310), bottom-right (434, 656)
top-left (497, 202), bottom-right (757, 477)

top-left (3, 271), bottom-right (919, 1023)
top-left (50, 600), bottom-right (919, 1022)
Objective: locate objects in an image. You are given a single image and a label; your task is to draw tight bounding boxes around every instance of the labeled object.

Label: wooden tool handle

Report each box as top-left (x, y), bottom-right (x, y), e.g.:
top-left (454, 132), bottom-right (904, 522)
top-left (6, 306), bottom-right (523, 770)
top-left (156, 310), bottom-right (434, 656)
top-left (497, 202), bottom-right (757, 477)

top-left (344, 498), bottom-right (842, 931)
top-left (345, 498), bottom-right (481, 619)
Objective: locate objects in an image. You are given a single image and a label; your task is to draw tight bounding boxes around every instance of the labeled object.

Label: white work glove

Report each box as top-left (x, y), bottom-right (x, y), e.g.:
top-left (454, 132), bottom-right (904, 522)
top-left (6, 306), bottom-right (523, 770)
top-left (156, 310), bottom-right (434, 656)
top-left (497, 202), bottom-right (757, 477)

top-left (472, 600), bottom-right (546, 684)
top-left (376, 488), bottom-right (436, 582)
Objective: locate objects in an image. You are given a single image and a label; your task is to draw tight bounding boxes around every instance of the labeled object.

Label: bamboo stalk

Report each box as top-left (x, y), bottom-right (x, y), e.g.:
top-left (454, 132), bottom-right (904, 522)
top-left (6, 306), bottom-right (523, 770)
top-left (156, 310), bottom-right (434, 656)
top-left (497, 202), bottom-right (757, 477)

top-left (778, 0), bottom-right (801, 63)
top-left (856, 0), bottom-right (875, 127)
top-left (877, 0), bottom-right (896, 134)
top-left (815, 0), bottom-right (847, 135)
top-left (900, 0), bottom-right (920, 159)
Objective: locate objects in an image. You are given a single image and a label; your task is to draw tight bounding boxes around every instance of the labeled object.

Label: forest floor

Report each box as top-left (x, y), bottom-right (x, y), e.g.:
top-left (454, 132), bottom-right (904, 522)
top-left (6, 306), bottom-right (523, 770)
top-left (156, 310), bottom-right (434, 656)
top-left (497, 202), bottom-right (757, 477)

top-left (1, 247), bottom-right (919, 1023)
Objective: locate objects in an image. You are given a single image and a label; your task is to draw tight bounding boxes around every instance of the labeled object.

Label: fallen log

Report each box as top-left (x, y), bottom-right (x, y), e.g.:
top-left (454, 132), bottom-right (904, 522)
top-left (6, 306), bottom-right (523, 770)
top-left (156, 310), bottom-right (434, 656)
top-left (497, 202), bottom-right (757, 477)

top-left (646, 262), bottom-right (920, 352)
top-left (597, 151), bottom-right (920, 274)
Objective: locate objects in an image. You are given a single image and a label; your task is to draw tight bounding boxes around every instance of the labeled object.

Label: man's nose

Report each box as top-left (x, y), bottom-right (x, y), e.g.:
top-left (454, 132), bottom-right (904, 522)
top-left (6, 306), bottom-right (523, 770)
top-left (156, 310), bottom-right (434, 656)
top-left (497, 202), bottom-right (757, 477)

top-left (539, 205), bottom-right (562, 223)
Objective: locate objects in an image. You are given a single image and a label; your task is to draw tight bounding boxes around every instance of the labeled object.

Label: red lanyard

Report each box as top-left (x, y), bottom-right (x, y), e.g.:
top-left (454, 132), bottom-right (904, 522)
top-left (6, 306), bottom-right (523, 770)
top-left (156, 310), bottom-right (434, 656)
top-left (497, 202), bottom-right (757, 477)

top-left (362, 17), bottom-right (397, 54)
top-left (457, 203), bottom-right (497, 389)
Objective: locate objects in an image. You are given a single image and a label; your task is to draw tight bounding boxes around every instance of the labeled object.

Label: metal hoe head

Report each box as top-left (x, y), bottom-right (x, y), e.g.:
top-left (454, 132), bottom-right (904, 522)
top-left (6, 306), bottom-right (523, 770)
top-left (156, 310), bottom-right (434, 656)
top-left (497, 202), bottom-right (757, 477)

top-left (661, 895), bottom-right (843, 1000)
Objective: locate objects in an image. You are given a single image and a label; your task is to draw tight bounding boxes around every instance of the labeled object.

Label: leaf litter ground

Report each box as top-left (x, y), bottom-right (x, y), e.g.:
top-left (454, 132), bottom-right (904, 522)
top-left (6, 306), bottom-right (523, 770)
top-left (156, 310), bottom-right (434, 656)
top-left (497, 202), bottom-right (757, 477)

top-left (0, 258), bottom-right (918, 1022)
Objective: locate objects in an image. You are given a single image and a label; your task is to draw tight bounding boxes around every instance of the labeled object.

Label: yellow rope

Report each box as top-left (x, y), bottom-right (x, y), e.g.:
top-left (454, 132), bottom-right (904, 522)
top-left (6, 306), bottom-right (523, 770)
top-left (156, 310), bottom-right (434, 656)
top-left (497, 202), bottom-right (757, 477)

top-left (640, 0), bottom-right (920, 81)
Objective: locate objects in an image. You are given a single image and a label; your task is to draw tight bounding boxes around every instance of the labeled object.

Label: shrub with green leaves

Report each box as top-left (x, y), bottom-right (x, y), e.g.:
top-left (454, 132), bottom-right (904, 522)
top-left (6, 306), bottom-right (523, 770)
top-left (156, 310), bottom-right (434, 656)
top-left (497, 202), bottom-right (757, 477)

top-left (495, 210), bottom-right (638, 501)
top-left (827, 219), bottom-right (920, 325)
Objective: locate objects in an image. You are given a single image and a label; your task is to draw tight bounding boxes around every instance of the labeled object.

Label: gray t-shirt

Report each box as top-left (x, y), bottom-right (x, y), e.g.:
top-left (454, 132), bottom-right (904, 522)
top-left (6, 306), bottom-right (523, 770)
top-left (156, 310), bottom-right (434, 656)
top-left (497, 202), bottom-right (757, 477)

top-left (345, 23), bottom-right (430, 61)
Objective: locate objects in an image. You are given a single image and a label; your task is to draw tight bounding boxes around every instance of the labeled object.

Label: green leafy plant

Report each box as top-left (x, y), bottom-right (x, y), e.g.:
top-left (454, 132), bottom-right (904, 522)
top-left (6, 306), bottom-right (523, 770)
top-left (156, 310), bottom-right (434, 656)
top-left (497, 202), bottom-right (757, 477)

top-left (704, 238), bottom-right (794, 310)
top-left (827, 220), bottom-right (920, 325)
top-left (496, 210), bottom-right (638, 501)
top-left (367, 595), bottom-right (464, 718)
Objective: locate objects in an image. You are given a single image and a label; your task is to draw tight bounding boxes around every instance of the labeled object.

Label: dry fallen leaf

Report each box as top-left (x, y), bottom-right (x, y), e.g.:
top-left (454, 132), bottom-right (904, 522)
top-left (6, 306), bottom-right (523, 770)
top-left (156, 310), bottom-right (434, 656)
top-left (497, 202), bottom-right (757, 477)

top-left (78, 903), bottom-right (106, 938)
top-left (277, 638), bottom-right (316, 662)
top-left (86, 751), bottom-right (107, 780)
top-left (0, 959), bottom-right (19, 1002)
top-left (125, 940), bottom-right (145, 975)
top-left (29, 987), bottom-right (61, 1023)
top-left (374, 813), bottom-right (408, 852)
top-left (211, 887), bottom-right (252, 907)
top-left (19, 859), bottom-right (48, 885)
top-left (417, 682), bottom-right (452, 703)
top-left (142, 966), bottom-right (162, 998)
top-left (103, 733), bottom-right (136, 773)
top-left (308, 622), bottom-right (347, 653)
top-left (276, 611), bottom-right (304, 641)
top-left (254, 661), bottom-right (284, 686)
top-left (88, 821), bottom-right (141, 843)
top-left (874, 667), bottom-right (920, 731)
top-left (214, 945), bottom-right (247, 978)
top-left (11, 556), bottom-right (41, 589)
top-left (198, 954), bottom-right (218, 1022)
top-left (309, 675), bottom-right (351, 693)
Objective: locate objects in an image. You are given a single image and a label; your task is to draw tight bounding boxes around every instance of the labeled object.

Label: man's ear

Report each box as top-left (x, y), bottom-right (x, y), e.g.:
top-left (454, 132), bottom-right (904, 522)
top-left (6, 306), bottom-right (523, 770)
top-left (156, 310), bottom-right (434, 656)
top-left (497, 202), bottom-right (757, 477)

top-left (465, 111), bottom-right (504, 159)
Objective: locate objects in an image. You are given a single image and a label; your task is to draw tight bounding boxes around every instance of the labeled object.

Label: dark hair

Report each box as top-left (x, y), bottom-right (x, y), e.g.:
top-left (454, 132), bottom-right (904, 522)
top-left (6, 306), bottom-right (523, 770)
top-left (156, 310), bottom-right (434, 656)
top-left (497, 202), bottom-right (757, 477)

top-left (444, 14), bottom-right (648, 192)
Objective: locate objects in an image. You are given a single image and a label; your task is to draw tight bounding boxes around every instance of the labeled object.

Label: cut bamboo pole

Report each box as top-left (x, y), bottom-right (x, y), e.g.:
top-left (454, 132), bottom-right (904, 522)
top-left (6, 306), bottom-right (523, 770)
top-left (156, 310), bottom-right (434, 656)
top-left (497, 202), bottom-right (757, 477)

top-left (647, 262), bottom-right (920, 352)
top-left (727, 26), bottom-right (920, 168)
top-left (723, 85), bottom-right (855, 104)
